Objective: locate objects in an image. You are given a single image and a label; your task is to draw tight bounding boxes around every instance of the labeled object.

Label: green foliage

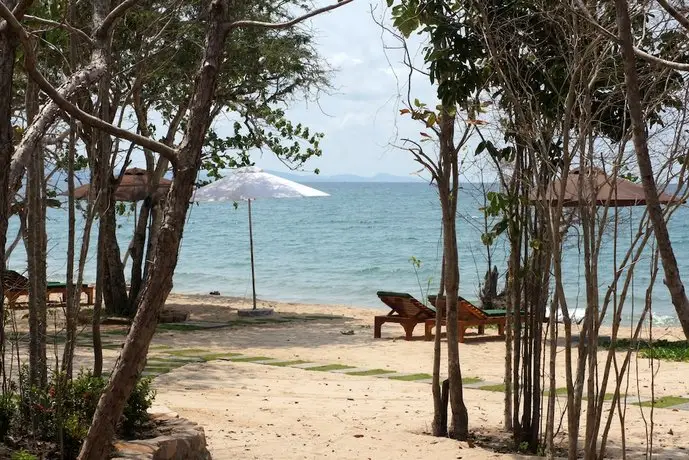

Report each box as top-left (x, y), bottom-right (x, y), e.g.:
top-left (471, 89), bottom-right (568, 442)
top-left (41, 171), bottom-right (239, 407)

top-left (13, 370), bottom-right (155, 455)
top-left (599, 338), bottom-right (689, 362)
top-left (120, 377), bottom-right (156, 438)
top-left (0, 392), bottom-right (16, 440)
top-left (11, 450), bottom-right (38, 460)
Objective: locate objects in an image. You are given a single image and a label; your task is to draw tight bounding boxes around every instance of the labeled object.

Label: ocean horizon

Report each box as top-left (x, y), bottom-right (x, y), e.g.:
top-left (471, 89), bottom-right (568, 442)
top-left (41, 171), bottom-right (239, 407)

top-left (6, 181), bottom-right (688, 326)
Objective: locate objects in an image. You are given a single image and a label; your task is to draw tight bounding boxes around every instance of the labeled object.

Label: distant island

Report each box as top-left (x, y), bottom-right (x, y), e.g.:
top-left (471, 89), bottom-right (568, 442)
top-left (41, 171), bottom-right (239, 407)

top-left (266, 170), bottom-right (427, 183)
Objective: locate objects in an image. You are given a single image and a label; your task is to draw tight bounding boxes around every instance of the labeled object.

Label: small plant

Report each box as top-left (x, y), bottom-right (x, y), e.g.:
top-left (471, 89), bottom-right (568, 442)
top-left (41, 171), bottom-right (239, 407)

top-left (120, 376), bottom-right (156, 437)
top-left (11, 450), bottom-right (38, 460)
top-left (0, 392), bottom-right (16, 440)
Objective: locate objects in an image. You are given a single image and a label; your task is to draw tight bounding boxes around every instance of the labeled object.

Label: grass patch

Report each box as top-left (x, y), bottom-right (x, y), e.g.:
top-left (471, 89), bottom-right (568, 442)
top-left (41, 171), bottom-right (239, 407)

top-left (346, 369), bottom-right (395, 376)
top-left (150, 345), bottom-right (173, 350)
top-left (166, 348), bottom-right (211, 357)
top-left (144, 366), bottom-right (171, 374)
top-left (479, 383), bottom-right (505, 392)
top-left (638, 396), bottom-right (689, 408)
top-left (102, 328), bottom-right (129, 336)
top-left (156, 323), bottom-right (208, 332)
top-left (267, 360), bottom-right (310, 367)
top-left (228, 356), bottom-right (272, 362)
top-left (389, 373), bottom-right (432, 381)
top-left (199, 352), bottom-right (242, 361)
top-left (599, 338), bottom-right (689, 362)
top-left (463, 377), bottom-right (483, 385)
top-left (305, 364), bottom-right (356, 372)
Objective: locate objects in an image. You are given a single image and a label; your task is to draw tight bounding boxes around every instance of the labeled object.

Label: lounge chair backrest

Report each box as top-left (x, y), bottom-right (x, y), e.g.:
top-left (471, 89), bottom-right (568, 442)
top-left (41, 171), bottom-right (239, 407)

top-left (2, 270), bottom-right (29, 291)
top-left (376, 291), bottom-right (435, 319)
top-left (428, 295), bottom-right (489, 320)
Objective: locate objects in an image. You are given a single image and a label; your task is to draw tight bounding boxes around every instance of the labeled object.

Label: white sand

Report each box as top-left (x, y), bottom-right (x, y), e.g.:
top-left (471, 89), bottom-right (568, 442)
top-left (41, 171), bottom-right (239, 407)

top-left (148, 294), bottom-right (689, 459)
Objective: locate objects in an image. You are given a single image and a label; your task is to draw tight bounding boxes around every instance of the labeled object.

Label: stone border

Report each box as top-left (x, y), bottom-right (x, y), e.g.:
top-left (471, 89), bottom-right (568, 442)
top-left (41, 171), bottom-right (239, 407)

top-left (112, 407), bottom-right (211, 460)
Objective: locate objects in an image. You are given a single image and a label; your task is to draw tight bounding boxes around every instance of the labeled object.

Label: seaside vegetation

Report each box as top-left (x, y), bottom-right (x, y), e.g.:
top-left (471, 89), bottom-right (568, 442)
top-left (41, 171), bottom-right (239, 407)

top-left (2, 0), bottom-right (689, 458)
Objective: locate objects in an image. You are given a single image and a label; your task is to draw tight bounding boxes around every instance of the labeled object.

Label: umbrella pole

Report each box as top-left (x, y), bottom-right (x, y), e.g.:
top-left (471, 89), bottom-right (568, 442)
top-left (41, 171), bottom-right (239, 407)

top-left (248, 198), bottom-right (257, 310)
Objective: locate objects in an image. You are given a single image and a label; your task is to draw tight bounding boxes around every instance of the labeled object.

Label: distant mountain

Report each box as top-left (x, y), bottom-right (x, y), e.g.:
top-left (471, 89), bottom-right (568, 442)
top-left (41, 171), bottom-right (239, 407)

top-left (266, 170), bottom-right (426, 183)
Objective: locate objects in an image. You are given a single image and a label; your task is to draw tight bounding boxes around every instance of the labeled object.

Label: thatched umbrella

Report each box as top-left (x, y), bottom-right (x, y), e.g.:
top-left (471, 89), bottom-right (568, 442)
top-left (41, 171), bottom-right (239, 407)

top-left (535, 168), bottom-right (684, 207)
top-left (68, 167), bottom-right (171, 202)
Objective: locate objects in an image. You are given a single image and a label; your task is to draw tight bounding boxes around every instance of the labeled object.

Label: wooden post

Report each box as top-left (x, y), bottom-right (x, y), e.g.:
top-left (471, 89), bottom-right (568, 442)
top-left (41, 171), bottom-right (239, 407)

top-left (248, 199), bottom-right (257, 310)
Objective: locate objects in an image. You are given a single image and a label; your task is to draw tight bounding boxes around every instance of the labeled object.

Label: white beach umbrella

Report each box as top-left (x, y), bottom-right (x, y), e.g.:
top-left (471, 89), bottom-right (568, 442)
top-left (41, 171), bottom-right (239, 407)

top-left (194, 166), bottom-right (330, 310)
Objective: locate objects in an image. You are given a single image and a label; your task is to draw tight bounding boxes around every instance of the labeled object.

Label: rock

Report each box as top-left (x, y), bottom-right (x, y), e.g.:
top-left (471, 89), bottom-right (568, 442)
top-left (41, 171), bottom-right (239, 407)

top-left (210, 291), bottom-right (220, 295)
top-left (159, 309), bottom-right (189, 323)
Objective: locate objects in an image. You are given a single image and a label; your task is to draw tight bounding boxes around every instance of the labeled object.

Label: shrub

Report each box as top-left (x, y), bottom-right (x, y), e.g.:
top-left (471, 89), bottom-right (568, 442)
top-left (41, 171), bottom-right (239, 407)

top-left (11, 450), bottom-right (38, 460)
top-left (13, 369), bottom-right (156, 456)
top-left (120, 377), bottom-right (156, 437)
top-left (0, 392), bottom-right (16, 440)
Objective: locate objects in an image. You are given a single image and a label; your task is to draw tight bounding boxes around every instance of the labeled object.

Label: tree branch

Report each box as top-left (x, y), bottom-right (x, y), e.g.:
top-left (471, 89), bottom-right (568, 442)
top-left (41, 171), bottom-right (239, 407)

top-left (225, 0), bottom-right (354, 31)
top-left (656, 0), bottom-right (689, 33)
top-left (574, 0), bottom-right (689, 71)
top-left (95, 0), bottom-right (141, 38)
top-left (0, 2), bottom-right (178, 165)
top-left (24, 15), bottom-right (94, 45)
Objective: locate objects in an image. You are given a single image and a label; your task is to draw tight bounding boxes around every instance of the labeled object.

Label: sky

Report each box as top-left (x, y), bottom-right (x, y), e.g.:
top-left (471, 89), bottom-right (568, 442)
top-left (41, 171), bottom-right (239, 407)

top-left (211, 0), bottom-right (461, 180)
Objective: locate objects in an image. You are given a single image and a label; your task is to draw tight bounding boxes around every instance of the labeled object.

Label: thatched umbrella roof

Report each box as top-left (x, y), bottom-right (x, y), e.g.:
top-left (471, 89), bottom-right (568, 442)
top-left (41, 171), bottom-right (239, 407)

top-left (534, 168), bottom-right (683, 207)
top-left (68, 168), bottom-right (171, 202)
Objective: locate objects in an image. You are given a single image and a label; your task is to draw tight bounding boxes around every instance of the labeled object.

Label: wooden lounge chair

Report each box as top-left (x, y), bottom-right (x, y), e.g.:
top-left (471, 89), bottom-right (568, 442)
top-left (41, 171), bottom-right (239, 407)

top-left (374, 291), bottom-right (436, 340)
top-left (2, 270), bottom-right (95, 307)
top-left (425, 295), bottom-right (506, 343)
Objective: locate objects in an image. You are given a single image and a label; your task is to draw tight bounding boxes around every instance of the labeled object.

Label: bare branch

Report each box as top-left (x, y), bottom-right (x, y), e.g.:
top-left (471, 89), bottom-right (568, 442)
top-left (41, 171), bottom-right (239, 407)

top-left (24, 15), bottom-right (94, 45)
top-left (0, 2), bottom-right (178, 165)
top-left (226, 0), bottom-right (354, 31)
top-left (95, 0), bottom-right (141, 38)
top-left (574, 0), bottom-right (689, 71)
top-left (655, 0), bottom-right (689, 33)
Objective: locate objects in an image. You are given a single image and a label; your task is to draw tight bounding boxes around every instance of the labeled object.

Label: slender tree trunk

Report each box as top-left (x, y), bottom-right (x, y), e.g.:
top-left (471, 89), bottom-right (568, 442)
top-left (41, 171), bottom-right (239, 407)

top-left (78, 1), bottom-right (233, 456)
top-left (0, 1), bottom-right (17, 392)
top-left (437, 109), bottom-right (469, 441)
top-left (101, 205), bottom-right (129, 316)
top-left (25, 71), bottom-right (48, 389)
top-left (432, 256), bottom-right (446, 436)
top-left (61, 120), bottom-right (78, 379)
top-left (615, 0), bottom-right (689, 340)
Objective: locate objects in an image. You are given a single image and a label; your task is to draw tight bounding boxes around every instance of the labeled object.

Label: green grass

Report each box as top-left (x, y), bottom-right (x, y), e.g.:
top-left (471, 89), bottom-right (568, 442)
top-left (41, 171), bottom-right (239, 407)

top-left (599, 338), bottom-right (689, 362)
top-left (150, 345), bottom-right (172, 350)
top-left (199, 352), bottom-right (242, 361)
top-left (267, 360), bottom-right (311, 367)
top-left (228, 356), bottom-right (272, 362)
top-left (144, 366), bottom-right (171, 374)
top-left (305, 364), bottom-right (356, 372)
top-left (389, 373), bottom-right (433, 381)
top-left (638, 396), bottom-right (689, 408)
top-left (462, 377), bottom-right (483, 385)
top-left (345, 369), bottom-right (395, 376)
top-left (156, 323), bottom-right (208, 332)
top-left (479, 383), bottom-right (505, 392)
top-left (165, 348), bottom-right (211, 357)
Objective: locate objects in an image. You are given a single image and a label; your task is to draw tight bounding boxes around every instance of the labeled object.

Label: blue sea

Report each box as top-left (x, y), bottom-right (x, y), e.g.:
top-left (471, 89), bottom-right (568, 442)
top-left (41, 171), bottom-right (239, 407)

top-left (6, 182), bottom-right (689, 325)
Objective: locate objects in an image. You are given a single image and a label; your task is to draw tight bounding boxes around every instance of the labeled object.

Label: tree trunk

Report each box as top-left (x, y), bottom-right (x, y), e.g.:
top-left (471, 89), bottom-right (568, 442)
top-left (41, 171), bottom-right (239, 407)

top-left (100, 205), bottom-right (129, 316)
top-left (25, 70), bottom-right (48, 389)
top-left (432, 256), bottom-right (446, 436)
top-left (128, 198), bottom-right (151, 306)
top-left (437, 109), bottom-right (468, 441)
top-left (78, 1), bottom-right (233, 456)
top-left (0, 1), bottom-right (17, 392)
top-left (614, 0), bottom-right (689, 340)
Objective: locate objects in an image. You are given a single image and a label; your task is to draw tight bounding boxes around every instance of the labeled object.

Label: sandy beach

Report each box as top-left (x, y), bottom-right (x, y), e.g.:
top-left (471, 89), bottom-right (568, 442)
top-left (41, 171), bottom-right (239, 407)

top-left (132, 293), bottom-right (689, 459)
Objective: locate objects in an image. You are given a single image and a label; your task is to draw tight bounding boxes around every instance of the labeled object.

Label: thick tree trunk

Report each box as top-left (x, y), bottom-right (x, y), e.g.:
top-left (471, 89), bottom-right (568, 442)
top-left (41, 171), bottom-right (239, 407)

top-left (614, 0), bottom-right (689, 339)
top-left (100, 204), bottom-right (129, 316)
top-left (128, 198), bottom-right (151, 306)
top-left (78, 1), bottom-right (232, 456)
top-left (0, 2), bottom-right (17, 392)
